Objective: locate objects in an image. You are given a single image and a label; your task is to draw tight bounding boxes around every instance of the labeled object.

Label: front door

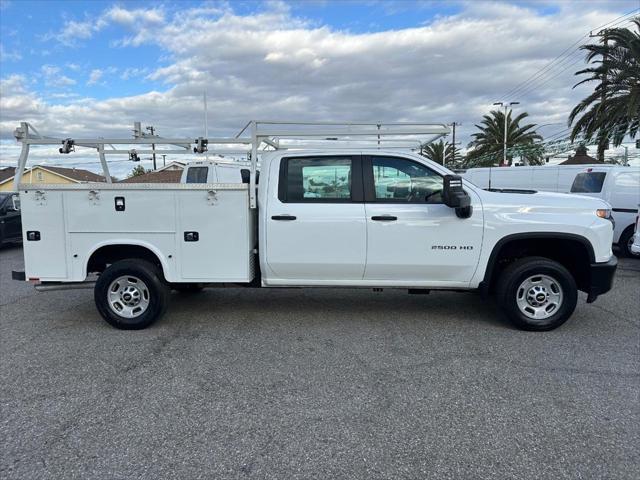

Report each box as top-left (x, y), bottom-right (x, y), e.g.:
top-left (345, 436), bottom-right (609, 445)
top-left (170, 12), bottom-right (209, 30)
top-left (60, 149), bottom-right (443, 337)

top-left (265, 155), bottom-right (366, 283)
top-left (363, 155), bottom-right (483, 285)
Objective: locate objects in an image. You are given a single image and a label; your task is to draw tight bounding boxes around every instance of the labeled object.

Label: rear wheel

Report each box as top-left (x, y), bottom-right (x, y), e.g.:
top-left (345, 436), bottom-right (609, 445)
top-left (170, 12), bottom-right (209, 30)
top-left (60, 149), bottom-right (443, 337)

top-left (496, 257), bottom-right (577, 331)
top-left (95, 259), bottom-right (170, 330)
top-left (619, 227), bottom-right (640, 259)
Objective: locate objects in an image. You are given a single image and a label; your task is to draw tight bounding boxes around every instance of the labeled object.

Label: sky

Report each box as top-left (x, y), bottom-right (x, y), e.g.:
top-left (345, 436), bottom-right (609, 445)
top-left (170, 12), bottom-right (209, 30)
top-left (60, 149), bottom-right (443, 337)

top-left (0, 0), bottom-right (638, 178)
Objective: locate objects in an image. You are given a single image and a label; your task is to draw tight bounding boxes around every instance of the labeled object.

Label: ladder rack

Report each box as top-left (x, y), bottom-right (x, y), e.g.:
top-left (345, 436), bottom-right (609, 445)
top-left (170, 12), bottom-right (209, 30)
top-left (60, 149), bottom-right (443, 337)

top-left (14, 120), bottom-right (450, 208)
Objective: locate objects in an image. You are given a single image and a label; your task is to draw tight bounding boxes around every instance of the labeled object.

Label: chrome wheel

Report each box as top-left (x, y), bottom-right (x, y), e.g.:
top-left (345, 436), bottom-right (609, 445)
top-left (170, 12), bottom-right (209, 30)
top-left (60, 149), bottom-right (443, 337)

top-left (107, 275), bottom-right (150, 318)
top-left (516, 274), bottom-right (563, 321)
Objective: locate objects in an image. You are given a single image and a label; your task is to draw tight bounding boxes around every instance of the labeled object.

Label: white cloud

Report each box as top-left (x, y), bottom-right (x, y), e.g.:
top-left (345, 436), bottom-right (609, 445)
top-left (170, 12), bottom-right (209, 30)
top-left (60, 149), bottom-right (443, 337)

top-left (43, 5), bottom-right (166, 48)
top-left (40, 65), bottom-right (76, 88)
top-left (120, 67), bottom-right (149, 80)
top-left (87, 69), bottom-right (103, 85)
top-left (104, 5), bottom-right (165, 26)
top-left (0, 43), bottom-right (21, 61)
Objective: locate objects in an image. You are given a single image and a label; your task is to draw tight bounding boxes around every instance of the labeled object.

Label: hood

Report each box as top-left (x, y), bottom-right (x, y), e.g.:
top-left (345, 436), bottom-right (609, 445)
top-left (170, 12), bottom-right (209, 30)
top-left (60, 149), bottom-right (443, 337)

top-left (478, 189), bottom-right (611, 210)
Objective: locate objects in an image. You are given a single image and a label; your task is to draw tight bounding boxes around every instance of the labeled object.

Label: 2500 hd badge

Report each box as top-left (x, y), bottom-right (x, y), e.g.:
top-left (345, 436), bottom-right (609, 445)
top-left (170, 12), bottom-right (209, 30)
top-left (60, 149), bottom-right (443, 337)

top-left (431, 245), bottom-right (474, 250)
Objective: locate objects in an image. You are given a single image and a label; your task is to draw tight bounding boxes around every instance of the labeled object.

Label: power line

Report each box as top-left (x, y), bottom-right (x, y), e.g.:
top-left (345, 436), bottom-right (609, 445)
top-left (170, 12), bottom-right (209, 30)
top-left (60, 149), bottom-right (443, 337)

top-left (500, 8), bottom-right (639, 102)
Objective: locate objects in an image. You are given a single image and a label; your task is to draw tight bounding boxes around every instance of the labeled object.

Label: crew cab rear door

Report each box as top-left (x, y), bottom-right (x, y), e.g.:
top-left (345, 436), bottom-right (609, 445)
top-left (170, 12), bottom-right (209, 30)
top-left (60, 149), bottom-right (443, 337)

top-left (264, 155), bottom-right (366, 282)
top-left (362, 155), bottom-right (483, 285)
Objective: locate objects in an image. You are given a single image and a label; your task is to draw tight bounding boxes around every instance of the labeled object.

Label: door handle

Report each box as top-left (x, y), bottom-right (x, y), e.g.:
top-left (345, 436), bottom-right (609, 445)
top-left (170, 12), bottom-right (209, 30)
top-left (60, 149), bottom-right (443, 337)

top-left (271, 215), bottom-right (297, 221)
top-left (371, 215), bottom-right (397, 221)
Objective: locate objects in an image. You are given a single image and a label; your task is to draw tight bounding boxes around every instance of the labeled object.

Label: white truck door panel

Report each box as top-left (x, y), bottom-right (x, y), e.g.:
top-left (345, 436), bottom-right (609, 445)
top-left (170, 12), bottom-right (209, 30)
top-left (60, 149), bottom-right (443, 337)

top-left (266, 204), bottom-right (366, 280)
top-left (363, 156), bottom-right (483, 284)
top-left (265, 155), bottom-right (366, 281)
top-left (178, 189), bottom-right (253, 281)
top-left (364, 203), bottom-right (483, 283)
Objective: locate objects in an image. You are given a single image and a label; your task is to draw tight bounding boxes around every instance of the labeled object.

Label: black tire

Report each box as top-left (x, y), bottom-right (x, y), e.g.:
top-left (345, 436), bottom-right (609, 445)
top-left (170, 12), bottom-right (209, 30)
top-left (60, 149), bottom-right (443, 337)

top-left (172, 283), bottom-right (204, 293)
top-left (619, 226), bottom-right (640, 259)
top-left (94, 259), bottom-right (170, 330)
top-left (496, 256), bottom-right (578, 331)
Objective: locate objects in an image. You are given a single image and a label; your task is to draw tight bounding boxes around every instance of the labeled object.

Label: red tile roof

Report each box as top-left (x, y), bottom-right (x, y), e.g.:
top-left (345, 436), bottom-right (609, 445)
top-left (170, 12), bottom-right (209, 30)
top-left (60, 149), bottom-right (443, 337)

top-left (119, 170), bottom-right (182, 183)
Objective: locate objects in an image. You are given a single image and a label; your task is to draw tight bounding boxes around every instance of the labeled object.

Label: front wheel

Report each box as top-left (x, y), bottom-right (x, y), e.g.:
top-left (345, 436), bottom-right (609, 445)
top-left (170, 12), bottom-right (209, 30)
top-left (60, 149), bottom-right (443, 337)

top-left (496, 257), bottom-right (578, 331)
top-left (94, 259), bottom-right (170, 330)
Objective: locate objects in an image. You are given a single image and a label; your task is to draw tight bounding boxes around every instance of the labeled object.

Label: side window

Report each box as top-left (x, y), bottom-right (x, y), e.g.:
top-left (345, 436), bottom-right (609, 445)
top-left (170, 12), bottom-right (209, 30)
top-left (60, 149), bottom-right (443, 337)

top-left (186, 167), bottom-right (208, 184)
top-left (371, 156), bottom-right (444, 203)
top-left (280, 157), bottom-right (353, 202)
top-left (571, 172), bottom-right (606, 193)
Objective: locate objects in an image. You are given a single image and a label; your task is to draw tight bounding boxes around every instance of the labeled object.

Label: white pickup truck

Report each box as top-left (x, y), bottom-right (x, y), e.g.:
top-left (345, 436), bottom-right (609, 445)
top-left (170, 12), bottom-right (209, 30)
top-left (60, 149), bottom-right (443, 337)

top-left (11, 121), bottom-right (617, 331)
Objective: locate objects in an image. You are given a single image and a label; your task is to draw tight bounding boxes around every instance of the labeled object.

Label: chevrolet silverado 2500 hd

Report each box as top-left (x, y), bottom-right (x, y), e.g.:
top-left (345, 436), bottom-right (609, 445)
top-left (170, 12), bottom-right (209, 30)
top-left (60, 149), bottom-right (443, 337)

top-left (11, 121), bottom-right (617, 331)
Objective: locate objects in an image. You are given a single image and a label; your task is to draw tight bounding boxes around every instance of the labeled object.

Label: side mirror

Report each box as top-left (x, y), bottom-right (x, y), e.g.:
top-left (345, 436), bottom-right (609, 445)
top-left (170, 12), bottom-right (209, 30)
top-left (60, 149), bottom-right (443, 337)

top-left (443, 175), bottom-right (472, 219)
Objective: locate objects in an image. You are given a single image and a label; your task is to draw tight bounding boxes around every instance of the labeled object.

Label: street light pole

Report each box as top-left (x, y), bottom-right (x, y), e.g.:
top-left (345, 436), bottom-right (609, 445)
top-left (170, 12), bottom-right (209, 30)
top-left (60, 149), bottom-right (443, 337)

top-left (493, 101), bottom-right (519, 166)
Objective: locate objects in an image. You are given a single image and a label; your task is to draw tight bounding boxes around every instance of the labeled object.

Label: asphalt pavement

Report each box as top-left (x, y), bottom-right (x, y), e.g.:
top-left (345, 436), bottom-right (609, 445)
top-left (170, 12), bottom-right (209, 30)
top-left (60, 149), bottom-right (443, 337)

top-left (1, 245), bottom-right (638, 479)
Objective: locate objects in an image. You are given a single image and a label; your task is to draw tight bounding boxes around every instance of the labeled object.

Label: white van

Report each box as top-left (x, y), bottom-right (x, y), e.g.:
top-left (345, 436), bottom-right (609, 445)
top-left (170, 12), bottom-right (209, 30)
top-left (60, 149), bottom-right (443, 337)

top-left (180, 160), bottom-right (253, 184)
top-left (570, 167), bottom-right (640, 258)
top-left (462, 164), bottom-right (605, 193)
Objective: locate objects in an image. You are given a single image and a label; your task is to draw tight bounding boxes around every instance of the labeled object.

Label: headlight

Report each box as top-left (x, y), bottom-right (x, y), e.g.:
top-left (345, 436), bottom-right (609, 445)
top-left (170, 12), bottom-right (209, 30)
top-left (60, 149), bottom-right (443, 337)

top-left (596, 209), bottom-right (615, 228)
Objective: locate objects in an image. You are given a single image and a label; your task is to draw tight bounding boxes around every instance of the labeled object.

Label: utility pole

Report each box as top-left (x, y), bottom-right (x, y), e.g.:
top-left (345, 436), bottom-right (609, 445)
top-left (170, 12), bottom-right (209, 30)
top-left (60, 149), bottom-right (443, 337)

top-left (146, 125), bottom-right (157, 170)
top-left (493, 101), bottom-right (519, 166)
top-left (161, 154), bottom-right (166, 167)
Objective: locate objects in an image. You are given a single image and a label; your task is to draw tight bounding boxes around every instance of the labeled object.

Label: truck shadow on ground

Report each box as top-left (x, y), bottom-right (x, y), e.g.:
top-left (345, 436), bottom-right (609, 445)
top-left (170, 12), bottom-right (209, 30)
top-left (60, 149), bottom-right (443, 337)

top-left (164, 288), bottom-right (511, 330)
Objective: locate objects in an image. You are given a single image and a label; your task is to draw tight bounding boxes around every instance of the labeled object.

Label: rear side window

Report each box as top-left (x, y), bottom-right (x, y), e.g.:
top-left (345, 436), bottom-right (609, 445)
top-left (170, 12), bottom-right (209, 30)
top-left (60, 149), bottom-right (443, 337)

top-left (186, 167), bottom-right (208, 183)
top-left (571, 172), bottom-right (606, 193)
top-left (279, 157), bottom-right (353, 202)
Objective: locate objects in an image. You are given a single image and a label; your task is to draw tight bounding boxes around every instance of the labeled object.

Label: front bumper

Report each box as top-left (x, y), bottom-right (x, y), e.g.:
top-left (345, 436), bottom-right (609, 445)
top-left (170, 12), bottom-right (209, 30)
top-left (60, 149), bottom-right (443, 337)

top-left (586, 256), bottom-right (617, 303)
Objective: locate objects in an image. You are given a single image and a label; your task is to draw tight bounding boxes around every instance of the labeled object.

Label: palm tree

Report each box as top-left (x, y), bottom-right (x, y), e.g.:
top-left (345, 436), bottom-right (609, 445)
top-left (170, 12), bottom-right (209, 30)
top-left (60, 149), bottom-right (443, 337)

top-left (568, 18), bottom-right (640, 161)
top-left (420, 139), bottom-right (462, 167)
top-left (466, 110), bottom-right (542, 167)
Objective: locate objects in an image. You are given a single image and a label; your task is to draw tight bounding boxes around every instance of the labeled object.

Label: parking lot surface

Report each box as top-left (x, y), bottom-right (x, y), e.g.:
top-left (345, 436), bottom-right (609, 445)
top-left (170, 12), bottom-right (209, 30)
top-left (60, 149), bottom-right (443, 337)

top-left (1, 245), bottom-right (639, 479)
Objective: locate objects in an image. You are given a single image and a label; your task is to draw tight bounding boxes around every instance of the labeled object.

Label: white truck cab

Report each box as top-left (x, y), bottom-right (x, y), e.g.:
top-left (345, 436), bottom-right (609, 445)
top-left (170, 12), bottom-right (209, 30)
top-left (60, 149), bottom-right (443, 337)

top-left (11, 121), bottom-right (618, 332)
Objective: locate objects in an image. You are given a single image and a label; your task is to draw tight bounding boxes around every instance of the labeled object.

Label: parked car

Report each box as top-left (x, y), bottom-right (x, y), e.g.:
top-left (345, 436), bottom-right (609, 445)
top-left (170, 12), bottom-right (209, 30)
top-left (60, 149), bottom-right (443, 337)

top-left (0, 192), bottom-right (22, 246)
top-left (463, 165), bottom-right (640, 258)
top-left (12, 121), bottom-right (618, 332)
